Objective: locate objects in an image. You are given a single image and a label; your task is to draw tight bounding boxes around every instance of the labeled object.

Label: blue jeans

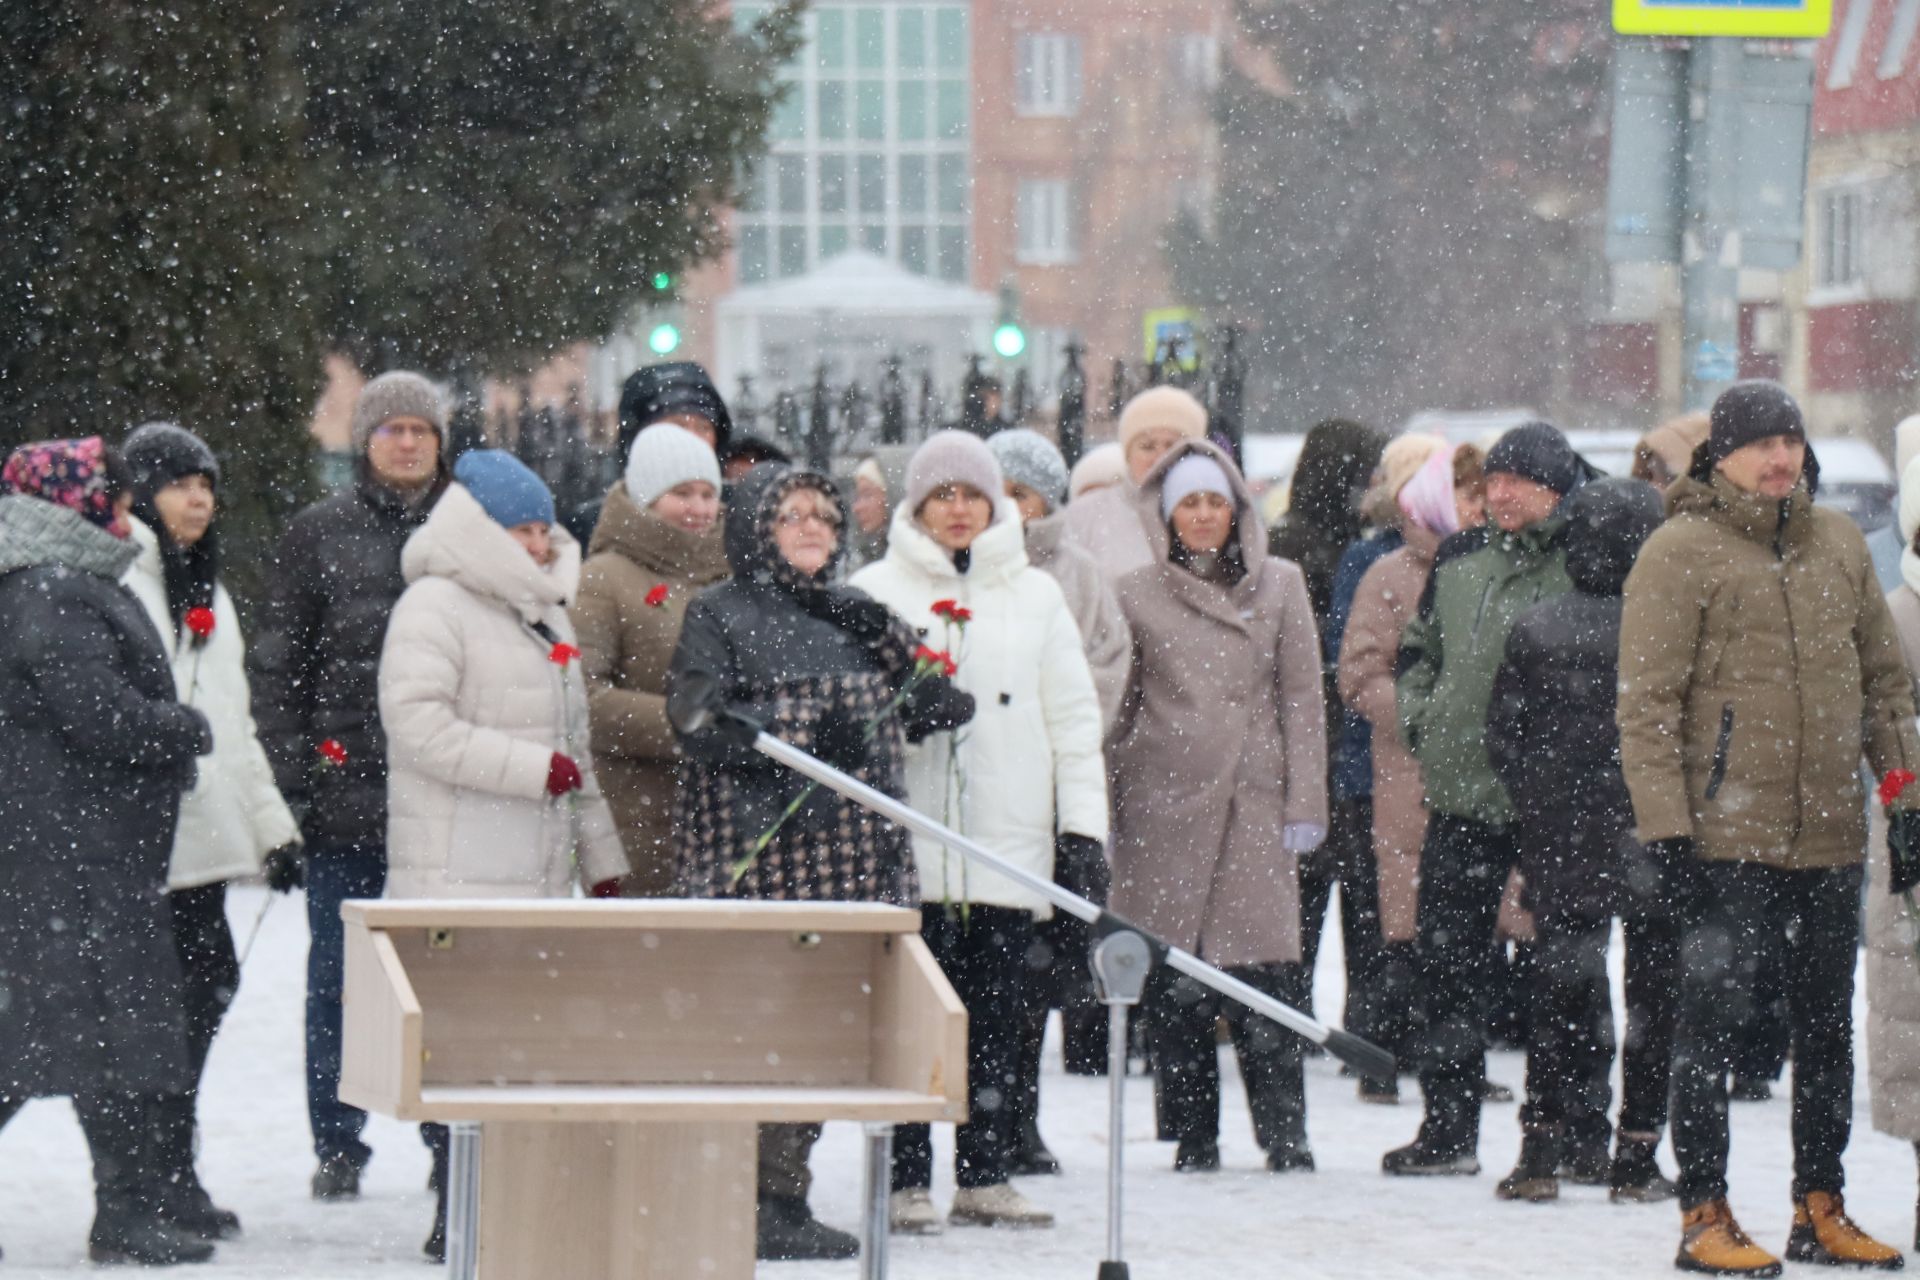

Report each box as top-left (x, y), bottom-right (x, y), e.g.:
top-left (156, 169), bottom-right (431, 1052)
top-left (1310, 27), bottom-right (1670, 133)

top-left (305, 843), bottom-right (386, 1166)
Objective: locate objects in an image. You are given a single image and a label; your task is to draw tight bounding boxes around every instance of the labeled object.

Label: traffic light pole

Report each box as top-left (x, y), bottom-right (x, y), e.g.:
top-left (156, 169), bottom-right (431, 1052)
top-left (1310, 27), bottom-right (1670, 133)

top-left (1681, 38), bottom-right (1745, 411)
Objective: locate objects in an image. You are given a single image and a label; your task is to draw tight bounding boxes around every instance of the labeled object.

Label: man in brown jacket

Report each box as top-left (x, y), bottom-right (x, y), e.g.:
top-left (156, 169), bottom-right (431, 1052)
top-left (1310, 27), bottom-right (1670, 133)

top-left (1619, 381), bottom-right (1917, 1276)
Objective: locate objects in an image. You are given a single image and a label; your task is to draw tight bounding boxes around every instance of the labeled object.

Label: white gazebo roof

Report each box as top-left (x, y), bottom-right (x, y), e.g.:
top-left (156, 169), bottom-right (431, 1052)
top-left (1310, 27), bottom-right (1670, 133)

top-left (717, 251), bottom-right (995, 319)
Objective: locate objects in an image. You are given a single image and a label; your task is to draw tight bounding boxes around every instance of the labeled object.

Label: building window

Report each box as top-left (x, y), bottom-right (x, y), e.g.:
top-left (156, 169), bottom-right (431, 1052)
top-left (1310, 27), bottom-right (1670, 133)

top-left (1882, 0), bottom-right (1920, 79)
top-left (733, 2), bottom-right (970, 283)
top-left (1015, 34), bottom-right (1082, 117)
top-left (1815, 187), bottom-right (1866, 292)
top-left (1828, 0), bottom-right (1874, 90)
top-left (1017, 180), bottom-right (1076, 265)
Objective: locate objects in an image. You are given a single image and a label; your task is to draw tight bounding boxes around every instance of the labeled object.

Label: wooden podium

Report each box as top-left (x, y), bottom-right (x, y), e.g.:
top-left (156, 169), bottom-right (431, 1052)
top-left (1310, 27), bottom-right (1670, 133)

top-left (340, 899), bottom-right (966, 1280)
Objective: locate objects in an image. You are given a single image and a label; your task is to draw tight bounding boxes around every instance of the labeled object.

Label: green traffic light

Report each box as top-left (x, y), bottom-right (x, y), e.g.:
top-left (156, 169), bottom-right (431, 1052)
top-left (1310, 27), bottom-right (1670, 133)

top-left (992, 323), bottom-right (1027, 359)
top-left (652, 271), bottom-right (673, 291)
top-left (648, 322), bottom-right (682, 355)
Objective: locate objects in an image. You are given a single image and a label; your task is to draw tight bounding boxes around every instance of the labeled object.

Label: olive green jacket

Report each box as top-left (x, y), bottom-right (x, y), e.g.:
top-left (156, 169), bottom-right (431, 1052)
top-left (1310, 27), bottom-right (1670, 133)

top-left (1397, 517), bottom-right (1572, 825)
top-left (1618, 473), bottom-right (1920, 868)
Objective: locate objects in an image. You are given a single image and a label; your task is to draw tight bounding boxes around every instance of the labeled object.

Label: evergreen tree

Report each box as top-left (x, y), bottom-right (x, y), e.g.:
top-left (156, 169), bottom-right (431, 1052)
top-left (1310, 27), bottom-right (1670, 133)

top-left (2, 3), bottom-right (322, 605)
top-left (1174, 3), bottom-right (1609, 429)
top-left (295, 0), bottom-right (800, 371)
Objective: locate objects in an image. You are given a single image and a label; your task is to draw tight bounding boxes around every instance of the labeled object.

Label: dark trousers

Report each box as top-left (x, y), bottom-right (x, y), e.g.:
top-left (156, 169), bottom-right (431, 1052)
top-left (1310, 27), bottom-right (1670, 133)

top-left (305, 844), bottom-right (386, 1166)
top-left (894, 905), bottom-right (1033, 1191)
top-left (1733, 919), bottom-right (1793, 1084)
top-left (1009, 911), bottom-right (1099, 1145)
top-left (150, 882), bottom-right (241, 1186)
top-left (1671, 862), bottom-right (1861, 1208)
top-left (1412, 814), bottom-right (1520, 1156)
top-left (1519, 917), bottom-right (1615, 1148)
top-left (1620, 912), bottom-right (1679, 1138)
top-left (1298, 798), bottom-right (1388, 1041)
top-left (1148, 962), bottom-right (1308, 1153)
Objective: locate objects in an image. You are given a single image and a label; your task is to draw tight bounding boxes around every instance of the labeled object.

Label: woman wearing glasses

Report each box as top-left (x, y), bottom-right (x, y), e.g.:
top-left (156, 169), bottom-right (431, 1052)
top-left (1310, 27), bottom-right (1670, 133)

top-left (850, 431), bottom-right (1108, 1236)
top-left (664, 460), bottom-right (974, 1263)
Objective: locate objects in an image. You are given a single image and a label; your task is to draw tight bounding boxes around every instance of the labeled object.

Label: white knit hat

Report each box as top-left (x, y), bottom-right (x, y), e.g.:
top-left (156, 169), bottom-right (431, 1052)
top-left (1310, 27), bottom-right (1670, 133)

top-left (1069, 442), bottom-right (1127, 499)
top-left (1161, 454), bottom-right (1235, 519)
top-left (625, 423), bottom-right (722, 510)
top-left (904, 430), bottom-right (1004, 515)
top-left (988, 429), bottom-right (1070, 511)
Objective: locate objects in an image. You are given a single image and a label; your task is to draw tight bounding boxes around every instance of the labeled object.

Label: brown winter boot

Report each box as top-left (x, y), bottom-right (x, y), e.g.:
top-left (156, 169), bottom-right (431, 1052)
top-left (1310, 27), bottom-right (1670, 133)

top-left (1784, 1191), bottom-right (1905, 1271)
top-left (1677, 1199), bottom-right (1782, 1276)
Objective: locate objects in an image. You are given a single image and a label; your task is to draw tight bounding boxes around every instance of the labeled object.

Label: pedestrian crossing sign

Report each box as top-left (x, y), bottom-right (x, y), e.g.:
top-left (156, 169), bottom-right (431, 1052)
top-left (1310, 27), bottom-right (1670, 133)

top-left (1613, 0), bottom-right (1832, 38)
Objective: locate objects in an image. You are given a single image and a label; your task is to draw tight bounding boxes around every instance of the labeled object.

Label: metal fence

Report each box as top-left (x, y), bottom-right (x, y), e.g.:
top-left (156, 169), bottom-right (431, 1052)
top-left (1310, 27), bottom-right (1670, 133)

top-left (464, 324), bottom-right (1249, 526)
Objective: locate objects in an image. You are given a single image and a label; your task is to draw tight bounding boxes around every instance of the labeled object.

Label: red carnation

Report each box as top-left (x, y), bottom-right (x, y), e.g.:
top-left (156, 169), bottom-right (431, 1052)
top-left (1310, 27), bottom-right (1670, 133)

top-left (931, 599), bottom-right (972, 624)
top-left (645, 584), bottom-right (669, 607)
top-left (549, 642), bottom-right (582, 666)
top-left (183, 607), bottom-right (216, 640)
top-left (914, 645), bottom-right (959, 678)
top-left (1881, 768), bottom-right (1917, 808)
top-left (317, 738), bottom-right (349, 768)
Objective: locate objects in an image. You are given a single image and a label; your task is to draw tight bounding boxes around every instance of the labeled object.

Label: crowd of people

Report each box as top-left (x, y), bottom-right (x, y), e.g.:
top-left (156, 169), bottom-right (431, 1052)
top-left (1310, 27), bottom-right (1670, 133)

top-left (2, 363), bottom-right (1919, 1279)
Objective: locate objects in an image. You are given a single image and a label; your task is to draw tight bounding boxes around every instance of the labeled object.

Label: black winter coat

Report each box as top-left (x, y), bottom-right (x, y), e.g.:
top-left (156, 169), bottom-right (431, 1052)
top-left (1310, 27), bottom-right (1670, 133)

top-left (249, 474), bottom-right (446, 848)
top-left (1487, 479), bottom-right (1664, 923)
top-left (0, 496), bottom-right (211, 1097)
top-left (666, 464), bottom-right (964, 904)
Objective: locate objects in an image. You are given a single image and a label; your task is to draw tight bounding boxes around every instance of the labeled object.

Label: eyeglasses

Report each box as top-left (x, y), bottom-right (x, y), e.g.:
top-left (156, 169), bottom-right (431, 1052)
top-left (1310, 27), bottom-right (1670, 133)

top-left (775, 509), bottom-right (842, 531)
top-left (371, 422), bottom-right (438, 442)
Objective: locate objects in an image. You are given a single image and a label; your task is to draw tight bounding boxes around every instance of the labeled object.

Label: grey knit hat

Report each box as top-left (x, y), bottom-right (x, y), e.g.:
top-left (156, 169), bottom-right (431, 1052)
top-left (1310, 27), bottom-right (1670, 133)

top-left (350, 371), bottom-right (449, 454)
top-left (905, 430), bottom-right (1004, 516)
top-left (987, 429), bottom-right (1069, 513)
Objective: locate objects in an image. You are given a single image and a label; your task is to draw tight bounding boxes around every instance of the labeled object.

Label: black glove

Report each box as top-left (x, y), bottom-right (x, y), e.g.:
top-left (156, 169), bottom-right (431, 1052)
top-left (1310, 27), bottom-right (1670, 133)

top-left (1890, 810), bottom-right (1920, 894)
top-left (811, 706), bottom-right (872, 773)
top-left (1054, 833), bottom-right (1110, 907)
top-left (807, 590), bottom-right (896, 643)
top-left (903, 677), bottom-right (976, 744)
top-left (263, 844), bottom-right (304, 894)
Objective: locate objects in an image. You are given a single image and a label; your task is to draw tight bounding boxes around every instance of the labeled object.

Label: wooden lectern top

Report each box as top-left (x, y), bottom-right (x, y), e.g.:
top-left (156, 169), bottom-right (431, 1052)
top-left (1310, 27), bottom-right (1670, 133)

top-left (340, 897), bottom-right (966, 1125)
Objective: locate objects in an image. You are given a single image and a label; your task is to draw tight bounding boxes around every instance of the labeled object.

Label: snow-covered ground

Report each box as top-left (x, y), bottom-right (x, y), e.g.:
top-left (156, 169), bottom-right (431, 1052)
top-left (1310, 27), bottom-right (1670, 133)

top-left (2, 884), bottom-right (1913, 1277)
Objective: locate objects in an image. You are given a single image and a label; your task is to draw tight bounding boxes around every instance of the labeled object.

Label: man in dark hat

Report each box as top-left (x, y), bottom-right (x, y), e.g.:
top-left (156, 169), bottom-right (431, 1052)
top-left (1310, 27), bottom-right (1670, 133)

top-left (1384, 420), bottom-right (1591, 1179)
top-left (1620, 381), bottom-right (1913, 1274)
top-left (617, 361), bottom-right (733, 461)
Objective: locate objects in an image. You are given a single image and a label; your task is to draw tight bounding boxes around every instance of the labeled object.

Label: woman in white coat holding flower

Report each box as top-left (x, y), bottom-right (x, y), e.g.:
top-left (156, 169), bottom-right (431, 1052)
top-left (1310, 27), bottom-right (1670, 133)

top-left (851, 430), bottom-right (1107, 1235)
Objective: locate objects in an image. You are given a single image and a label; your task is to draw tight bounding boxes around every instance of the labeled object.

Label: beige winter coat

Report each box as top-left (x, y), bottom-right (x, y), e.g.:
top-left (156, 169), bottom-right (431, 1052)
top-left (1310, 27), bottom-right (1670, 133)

top-left (1107, 440), bottom-right (1328, 968)
top-left (1337, 524), bottom-right (1535, 945)
top-left (1620, 474), bottom-right (1920, 867)
top-left (1063, 480), bottom-right (1156, 581)
top-left (572, 482), bottom-right (728, 894)
top-left (1024, 510), bottom-right (1132, 727)
top-left (1868, 580), bottom-right (1920, 1140)
top-left (380, 484), bottom-right (627, 900)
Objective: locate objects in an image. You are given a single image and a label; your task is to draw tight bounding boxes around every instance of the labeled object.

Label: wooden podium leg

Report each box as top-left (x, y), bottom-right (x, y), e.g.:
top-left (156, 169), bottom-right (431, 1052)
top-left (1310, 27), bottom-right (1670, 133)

top-left (478, 1120), bottom-right (757, 1280)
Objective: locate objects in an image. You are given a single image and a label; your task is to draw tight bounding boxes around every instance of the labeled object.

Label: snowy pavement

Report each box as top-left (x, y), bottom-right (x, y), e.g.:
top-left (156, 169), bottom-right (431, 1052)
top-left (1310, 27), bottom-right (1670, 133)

top-left (2, 884), bottom-right (1913, 1277)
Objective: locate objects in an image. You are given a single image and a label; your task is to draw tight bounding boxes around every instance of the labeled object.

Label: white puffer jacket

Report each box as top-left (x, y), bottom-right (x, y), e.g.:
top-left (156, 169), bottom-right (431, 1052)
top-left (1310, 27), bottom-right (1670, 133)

top-left (121, 518), bottom-right (300, 890)
top-left (850, 503), bottom-right (1108, 918)
top-left (379, 484), bottom-right (627, 900)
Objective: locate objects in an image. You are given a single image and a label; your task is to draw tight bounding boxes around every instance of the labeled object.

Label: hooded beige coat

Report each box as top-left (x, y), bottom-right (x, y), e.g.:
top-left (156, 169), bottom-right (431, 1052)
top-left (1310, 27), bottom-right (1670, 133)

top-left (380, 484), bottom-right (627, 899)
top-left (1106, 440), bottom-right (1328, 968)
top-left (572, 481), bottom-right (728, 893)
top-left (1868, 565), bottom-right (1920, 1141)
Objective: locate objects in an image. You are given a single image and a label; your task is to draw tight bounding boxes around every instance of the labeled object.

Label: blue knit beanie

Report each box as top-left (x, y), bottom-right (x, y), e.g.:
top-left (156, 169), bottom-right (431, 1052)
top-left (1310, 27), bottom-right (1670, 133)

top-left (455, 450), bottom-right (555, 529)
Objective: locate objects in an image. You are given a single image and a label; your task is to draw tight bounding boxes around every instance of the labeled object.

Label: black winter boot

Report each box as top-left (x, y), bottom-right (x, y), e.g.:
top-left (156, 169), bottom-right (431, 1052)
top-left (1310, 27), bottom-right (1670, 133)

top-left (756, 1195), bottom-right (859, 1261)
top-left (1010, 1118), bottom-right (1060, 1176)
top-left (79, 1092), bottom-right (215, 1265)
top-left (1495, 1129), bottom-right (1560, 1203)
top-left (88, 1196), bottom-right (216, 1266)
top-left (1174, 1136), bottom-right (1220, 1173)
top-left (149, 1096), bottom-right (240, 1241)
top-left (1607, 1134), bottom-right (1676, 1203)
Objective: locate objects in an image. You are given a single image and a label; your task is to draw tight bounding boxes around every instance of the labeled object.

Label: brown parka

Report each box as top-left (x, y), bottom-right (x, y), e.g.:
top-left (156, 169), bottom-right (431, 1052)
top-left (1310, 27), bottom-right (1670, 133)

top-left (1619, 472), bottom-right (1920, 868)
top-left (1106, 440), bottom-right (1329, 968)
top-left (572, 481), bottom-right (729, 893)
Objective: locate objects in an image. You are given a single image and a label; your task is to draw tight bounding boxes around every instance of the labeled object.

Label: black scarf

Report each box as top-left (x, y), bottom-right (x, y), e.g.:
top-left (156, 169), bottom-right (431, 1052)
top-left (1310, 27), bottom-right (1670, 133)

top-left (133, 496), bottom-right (220, 644)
